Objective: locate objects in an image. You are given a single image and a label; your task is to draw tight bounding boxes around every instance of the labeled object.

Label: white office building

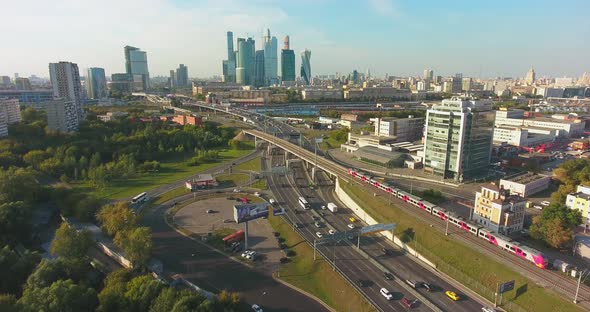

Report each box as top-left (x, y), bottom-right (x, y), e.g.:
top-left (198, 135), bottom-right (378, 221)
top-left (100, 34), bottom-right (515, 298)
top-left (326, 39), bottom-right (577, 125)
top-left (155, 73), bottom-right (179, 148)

top-left (372, 117), bottom-right (424, 142)
top-left (493, 126), bottom-right (557, 147)
top-left (494, 109), bottom-right (584, 138)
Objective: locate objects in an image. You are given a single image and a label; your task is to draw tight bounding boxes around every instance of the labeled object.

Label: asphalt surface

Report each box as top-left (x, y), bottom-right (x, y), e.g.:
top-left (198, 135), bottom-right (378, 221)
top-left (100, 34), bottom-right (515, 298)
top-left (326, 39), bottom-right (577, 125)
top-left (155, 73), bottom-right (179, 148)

top-left (247, 128), bottom-right (590, 308)
top-left (267, 149), bottom-right (486, 312)
top-left (141, 155), bottom-right (330, 312)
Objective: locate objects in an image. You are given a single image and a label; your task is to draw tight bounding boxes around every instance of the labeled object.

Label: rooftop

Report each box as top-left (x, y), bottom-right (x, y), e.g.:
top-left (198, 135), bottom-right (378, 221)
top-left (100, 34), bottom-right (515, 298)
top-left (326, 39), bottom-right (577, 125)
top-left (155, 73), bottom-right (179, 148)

top-left (502, 172), bottom-right (550, 185)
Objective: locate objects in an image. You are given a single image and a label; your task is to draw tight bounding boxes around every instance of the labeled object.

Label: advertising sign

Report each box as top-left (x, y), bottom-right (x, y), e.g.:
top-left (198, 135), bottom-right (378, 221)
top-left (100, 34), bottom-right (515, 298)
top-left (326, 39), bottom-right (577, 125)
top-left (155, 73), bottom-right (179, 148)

top-left (498, 280), bottom-right (515, 293)
top-left (234, 203), bottom-right (285, 224)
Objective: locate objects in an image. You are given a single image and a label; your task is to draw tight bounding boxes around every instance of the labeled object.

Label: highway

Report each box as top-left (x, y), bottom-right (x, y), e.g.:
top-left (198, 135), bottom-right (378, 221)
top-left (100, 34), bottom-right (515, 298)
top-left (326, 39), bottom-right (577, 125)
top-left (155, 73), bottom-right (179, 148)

top-left (267, 147), bottom-right (485, 312)
top-left (247, 128), bottom-right (590, 309)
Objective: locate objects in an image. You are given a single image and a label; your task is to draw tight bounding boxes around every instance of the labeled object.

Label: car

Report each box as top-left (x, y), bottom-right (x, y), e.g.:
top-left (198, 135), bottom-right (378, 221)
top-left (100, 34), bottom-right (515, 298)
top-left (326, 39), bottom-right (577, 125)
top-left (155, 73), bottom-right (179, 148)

top-left (422, 282), bottom-right (432, 292)
top-left (357, 279), bottom-right (368, 287)
top-left (294, 223), bottom-right (302, 229)
top-left (380, 288), bottom-right (393, 300)
top-left (241, 250), bottom-right (253, 258)
top-left (314, 222), bottom-right (322, 228)
top-left (254, 192), bottom-right (261, 197)
top-left (347, 224), bottom-right (355, 229)
top-left (206, 209), bottom-right (214, 214)
top-left (401, 297), bottom-right (417, 308)
top-left (233, 188), bottom-right (240, 193)
top-left (481, 307), bottom-right (497, 312)
top-left (251, 304), bottom-right (263, 312)
top-left (321, 205), bottom-right (327, 210)
top-left (382, 248), bottom-right (390, 255)
top-left (328, 229), bottom-right (336, 235)
top-left (279, 243), bottom-right (287, 249)
top-left (533, 205), bottom-right (543, 210)
top-left (349, 217), bottom-right (357, 223)
top-left (316, 232), bottom-right (323, 238)
top-left (246, 251), bottom-right (257, 260)
top-left (311, 215), bottom-right (320, 222)
top-left (273, 231), bottom-right (280, 237)
top-left (405, 279), bottom-right (418, 288)
top-left (541, 200), bottom-right (551, 206)
top-left (445, 290), bottom-right (459, 301)
top-left (269, 198), bottom-right (276, 205)
top-left (384, 272), bottom-right (394, 280)
top-left (279, 257), bottom-right (290, 264)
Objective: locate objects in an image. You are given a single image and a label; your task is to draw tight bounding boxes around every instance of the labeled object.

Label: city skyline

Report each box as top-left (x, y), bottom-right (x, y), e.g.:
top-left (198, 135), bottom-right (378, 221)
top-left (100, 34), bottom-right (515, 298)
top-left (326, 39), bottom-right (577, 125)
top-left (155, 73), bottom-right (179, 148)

top-left (3, 0), bottom-right (589, 78)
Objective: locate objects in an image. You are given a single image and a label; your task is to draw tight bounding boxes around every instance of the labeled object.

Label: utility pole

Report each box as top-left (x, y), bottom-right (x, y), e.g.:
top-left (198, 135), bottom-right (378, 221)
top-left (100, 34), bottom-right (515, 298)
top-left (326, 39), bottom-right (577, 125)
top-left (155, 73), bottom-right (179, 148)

top-left (333, 245), bottom-right (336, 271)
top-left (445, 218), bottom-right (449, 236)
top-left (574, 269), bottom-right (589, 304)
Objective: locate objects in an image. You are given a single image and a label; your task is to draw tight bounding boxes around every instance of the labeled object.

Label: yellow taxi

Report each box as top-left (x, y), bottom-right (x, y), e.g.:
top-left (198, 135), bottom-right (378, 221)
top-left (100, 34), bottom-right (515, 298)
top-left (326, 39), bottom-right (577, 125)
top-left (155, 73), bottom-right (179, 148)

top-left (445, 290), bottom-right (459, 301)
top-left (349, 217), bottom-right (357, 223)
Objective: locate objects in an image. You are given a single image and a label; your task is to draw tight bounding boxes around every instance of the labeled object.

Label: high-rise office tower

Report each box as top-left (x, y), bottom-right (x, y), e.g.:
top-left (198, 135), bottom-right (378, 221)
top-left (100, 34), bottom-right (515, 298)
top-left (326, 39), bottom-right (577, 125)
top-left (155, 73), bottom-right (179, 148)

top-left (281, 36), bottom-right (296, 82)
top-left (423, 69), bottom-right (433, 90)
top-left (462, 77), bottom-right (473, 92)
top-left (176, 64), bottom-right (189, 87)
top-left (423, 96), bottom-right (494, 181)
top-left (300, 49), bottom-right (311, 85)
top-left (263, 29), bottom-right (278, 86)
top-left (49, 61), bottom-right (84, 119)
top-left (0, 76), bottom-right (10, 86)
top-left (451, 74), bottom-right (462, 93)
top-left (169, 70), bottom-right (176, 88)
top-left (236, 37), bottom-right (255, 85)
top-left (255, 50), bottom-right (265, 87)
top-left (86, 67), bottom-right (107, 99)
top-left (223, 31), bottom-right (236, 83)
top-left (124, 45), bottom-right (150, 90)
top-left (525, 65), bottom-right (536, 85)
top-left (0, 98), bottom-right (21, 137)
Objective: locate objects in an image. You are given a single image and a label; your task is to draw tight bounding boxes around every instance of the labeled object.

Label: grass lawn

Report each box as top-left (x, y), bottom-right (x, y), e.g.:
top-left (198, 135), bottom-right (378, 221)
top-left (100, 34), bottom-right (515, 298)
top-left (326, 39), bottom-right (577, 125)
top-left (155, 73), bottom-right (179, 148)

top-left (340, 180), bottom-right (582, 312)
top-left (152, 186), bottom-right (190, 205)
top-left (250, 179), bottom-right (267, 190)
top-left (268, 214), bottom-right (375, 312)
top-left (78, 148), bottom-right (254, 200)
top-left (216, 173), bottom-right (250, 188)
top-left (233, 156), bottom-right (262, 172)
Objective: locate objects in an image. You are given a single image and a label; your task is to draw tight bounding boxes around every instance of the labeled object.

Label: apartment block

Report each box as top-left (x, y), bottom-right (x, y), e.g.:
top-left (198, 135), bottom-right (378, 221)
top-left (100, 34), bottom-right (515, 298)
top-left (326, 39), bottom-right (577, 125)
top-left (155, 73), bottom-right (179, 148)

top-left (473, 184), bottom-right (526, 234)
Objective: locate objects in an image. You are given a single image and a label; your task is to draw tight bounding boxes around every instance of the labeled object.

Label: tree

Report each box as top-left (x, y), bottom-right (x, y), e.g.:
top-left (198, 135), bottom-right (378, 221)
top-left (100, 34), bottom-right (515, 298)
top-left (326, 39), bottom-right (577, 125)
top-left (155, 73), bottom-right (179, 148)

top-left (0, 246), bottom-right (40, 295)
top-left (18, 279), bottom-right (98, 312)
top-left (0, 294), bottom-right (17, 312)
top-left (116, 227), bottom-right (152, 267)
top-left (22, 150), bottom-right (50, 169)
top-left (170, 293), bottom-right (206, 312)
top-left (97, 269), bottom-right (133, 312)
top-left (0, 167), bottom-right (41, 203)
top-left (0, 201), bottom-right (32, 246)
top-left (124, 275), bottom-right (164, 312)
top-left (96, 202), bottom-right (138, 236)
top-left (529, 203), bottom-right (582, 248)
top-left (50, 222), bottom-right (94, 260)
top-left (544, 218), bottom-right (574, 248)
top-left (217, 290), bottom-right (242, 311)
top-left (149, 288), bottom-right (182, 312)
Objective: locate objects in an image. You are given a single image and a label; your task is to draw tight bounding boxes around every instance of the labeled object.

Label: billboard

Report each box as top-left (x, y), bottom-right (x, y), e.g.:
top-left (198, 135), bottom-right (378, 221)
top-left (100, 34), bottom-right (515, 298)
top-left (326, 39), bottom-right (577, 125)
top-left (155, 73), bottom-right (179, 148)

top-left (234, 203), bottom-right (285, 224)
top-left (498, 280), bottom-right (515, 293)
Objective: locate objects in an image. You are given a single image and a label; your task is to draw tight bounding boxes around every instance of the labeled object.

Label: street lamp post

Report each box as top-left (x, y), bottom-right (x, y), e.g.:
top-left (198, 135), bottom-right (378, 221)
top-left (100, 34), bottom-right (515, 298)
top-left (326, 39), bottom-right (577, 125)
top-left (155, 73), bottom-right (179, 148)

top-left (574, 269), bottom-right (589, 304)
top-left (445, 218), bottom-right (449, 236)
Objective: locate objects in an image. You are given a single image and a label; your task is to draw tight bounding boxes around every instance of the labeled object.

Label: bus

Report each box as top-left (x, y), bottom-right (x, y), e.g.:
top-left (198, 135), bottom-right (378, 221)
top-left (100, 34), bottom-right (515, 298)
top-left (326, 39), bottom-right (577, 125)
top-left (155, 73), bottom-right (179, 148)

top-left (131, 192), bottom-right (148, 204)
top-left (298, 196), bottom-right (310, 210)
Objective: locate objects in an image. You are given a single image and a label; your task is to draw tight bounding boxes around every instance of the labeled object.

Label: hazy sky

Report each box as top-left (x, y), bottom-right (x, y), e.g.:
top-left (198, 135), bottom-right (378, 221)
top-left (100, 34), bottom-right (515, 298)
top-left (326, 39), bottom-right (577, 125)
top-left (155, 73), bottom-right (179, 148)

top-left (3, 0), bottom-right (589, 79)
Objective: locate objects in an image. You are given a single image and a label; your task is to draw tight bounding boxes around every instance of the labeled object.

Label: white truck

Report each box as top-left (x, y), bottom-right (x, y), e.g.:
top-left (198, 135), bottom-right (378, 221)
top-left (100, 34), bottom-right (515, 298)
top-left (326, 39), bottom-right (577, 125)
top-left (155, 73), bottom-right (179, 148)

top-left (327, 202), bottom-right (338, 213)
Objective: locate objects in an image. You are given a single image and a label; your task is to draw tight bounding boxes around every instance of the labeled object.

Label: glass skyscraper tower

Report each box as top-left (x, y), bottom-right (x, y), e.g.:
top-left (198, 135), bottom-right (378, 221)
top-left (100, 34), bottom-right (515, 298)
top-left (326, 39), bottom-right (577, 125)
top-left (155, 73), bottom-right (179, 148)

top-left (300, 49), bottom-right (311, 85)
top-left (281, 36), bottom-right (295, 82)
top-left (124, 45), bottom-right (150, 91)
top-left (263, 28), bottom-right (278, 86)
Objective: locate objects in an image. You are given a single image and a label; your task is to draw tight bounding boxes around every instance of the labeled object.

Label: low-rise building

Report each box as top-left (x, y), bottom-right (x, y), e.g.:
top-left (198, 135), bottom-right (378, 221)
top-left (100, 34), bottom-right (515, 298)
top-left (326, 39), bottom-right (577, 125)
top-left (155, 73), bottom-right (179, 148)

top-left (566, 185), bottom-right (590, 227)
top-left (344, 87), bottom-right (412, 100)
top-left (493, 126), bottom-right (556, 147)
top-left (495, 109), bottom-right (585, 137)
top-left (97, 111), bottom-right (129, 122)
top-left (340, 114), bottom-right (359, 122)
top-left (172, 114), bottom-right (202, 126)
top-left (185, 174), bottom-right (217, 190)
top-left (473, 184), bottom-right (526, 234)
top-left (371, 116), bottom-right (424, 142)
top-left (0, 90), bottom-right (53, 103)
top-left (499, 172), bottom-right (551, 197)
top-left (301, 89), bottom-right (343, 100)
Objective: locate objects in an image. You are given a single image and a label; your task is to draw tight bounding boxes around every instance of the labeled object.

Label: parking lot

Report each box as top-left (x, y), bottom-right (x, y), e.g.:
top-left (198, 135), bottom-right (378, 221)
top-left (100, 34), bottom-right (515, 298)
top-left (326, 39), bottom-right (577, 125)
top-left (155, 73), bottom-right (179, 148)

top-left (173, 194), bottom-right (283, 266)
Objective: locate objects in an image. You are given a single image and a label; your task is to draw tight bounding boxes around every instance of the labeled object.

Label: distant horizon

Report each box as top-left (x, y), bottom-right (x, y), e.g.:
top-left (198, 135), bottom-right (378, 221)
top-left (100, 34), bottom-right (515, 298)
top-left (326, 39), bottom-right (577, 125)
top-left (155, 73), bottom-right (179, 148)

top-left (3, 0), bottom-right (588, 79)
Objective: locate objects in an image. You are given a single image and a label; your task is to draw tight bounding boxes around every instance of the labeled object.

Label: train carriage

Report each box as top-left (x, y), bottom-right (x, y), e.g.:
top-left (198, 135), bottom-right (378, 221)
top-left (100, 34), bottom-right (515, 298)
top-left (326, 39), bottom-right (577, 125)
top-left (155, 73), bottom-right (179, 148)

top-left (431, 206), bottom-right (448, 220)
top-left (421, 201), bottom-right (437, 213)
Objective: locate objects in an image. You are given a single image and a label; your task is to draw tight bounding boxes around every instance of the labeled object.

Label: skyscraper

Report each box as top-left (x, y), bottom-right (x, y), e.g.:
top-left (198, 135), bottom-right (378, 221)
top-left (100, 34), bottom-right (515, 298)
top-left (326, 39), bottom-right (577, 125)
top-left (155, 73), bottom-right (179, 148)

top-left (263, 29), bottom-right (278, 86)
top-left (0, 98), bottom-right (21, 137)
top-left (525, 65), bottom-right (536, 85)
top-left (281, 41), bottom-right (295, 82)
top-left (124, 46), bottom-right (150, 90)
top-left (86, 67), bottom-right (107, 99)
top-left (300, 49), bottom-right (311, 85)
top-left (224, 31), bottom-right (236, 83)
top-left (176, 64), bottom-right (189, 87)
top-left (169, 70), bottom-right (176, 88)
top-left (236, 37), bottom-right (255, 85)
top-left (423, 96), bottom-right (494, 181)
top-left (49, 61), bottom-right (83, 119)
top-left (255, 50), bottom-right (265, 87)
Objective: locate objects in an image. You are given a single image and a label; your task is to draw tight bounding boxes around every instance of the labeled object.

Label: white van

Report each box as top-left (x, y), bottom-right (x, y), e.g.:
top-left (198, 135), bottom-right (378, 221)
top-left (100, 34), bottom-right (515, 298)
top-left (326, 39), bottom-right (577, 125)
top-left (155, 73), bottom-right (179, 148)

top-left (380, 288), bottom-right (393, 300)
top-left (269, 198), bottom-right (276, 205)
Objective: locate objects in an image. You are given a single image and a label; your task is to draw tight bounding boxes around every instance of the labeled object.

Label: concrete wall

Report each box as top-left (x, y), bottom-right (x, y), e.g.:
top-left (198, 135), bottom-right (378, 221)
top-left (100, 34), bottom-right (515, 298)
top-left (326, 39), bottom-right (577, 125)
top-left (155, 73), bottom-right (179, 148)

top-left (334, 179), bottom-right (437, 268)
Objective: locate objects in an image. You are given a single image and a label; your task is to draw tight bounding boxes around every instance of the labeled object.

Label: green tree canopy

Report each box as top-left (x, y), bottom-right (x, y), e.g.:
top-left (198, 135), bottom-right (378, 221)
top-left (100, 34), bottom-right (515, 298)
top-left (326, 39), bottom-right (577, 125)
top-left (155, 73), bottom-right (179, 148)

top-left (0, 246), bottom-right (40, 295)
top-left (116, 227), bottom-right (153, 267)
top-left (124, 275), bottom-right (165, 312)
top-left (18, 279), bottom-right (98, 312)
top-left (97, 202), bottom-right (138, 236)
top-left (50, 222), bottom-right (94, 260)
top-left (529, 203), bottom-right (582, 248)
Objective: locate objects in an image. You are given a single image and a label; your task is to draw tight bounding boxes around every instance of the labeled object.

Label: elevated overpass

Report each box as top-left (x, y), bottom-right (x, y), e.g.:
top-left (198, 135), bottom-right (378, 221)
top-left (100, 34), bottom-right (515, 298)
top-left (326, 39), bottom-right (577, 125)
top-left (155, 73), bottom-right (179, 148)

top-left (243, 129), bottom-right (347, 179)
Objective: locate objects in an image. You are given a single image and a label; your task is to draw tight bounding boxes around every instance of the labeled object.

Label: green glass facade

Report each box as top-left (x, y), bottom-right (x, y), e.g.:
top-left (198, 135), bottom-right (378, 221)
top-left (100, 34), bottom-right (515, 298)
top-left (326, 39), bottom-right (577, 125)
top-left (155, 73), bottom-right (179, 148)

top-left (281, 49), bottom-right (295, 82)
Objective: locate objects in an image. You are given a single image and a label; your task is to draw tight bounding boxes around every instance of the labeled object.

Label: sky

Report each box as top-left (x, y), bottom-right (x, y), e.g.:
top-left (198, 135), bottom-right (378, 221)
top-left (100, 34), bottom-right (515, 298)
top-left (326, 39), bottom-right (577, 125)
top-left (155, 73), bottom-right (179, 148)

top-left (2, 0), bottom-right (589, 79)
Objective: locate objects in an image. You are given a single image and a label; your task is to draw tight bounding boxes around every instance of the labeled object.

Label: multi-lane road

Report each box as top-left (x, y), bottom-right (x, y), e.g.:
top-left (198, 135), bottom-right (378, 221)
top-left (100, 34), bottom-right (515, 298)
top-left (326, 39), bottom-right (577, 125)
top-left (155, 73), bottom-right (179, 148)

top-left (266, 146), bottom-right (487, 312)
